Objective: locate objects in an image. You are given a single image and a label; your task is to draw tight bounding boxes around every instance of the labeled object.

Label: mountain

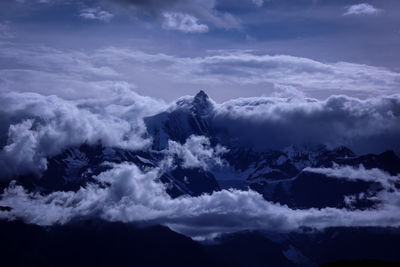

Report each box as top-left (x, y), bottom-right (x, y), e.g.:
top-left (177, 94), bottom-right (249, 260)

top-left (144, 91), bottom-right (400, 209)
top-left (1, 91), bottom-right (400, 266)
top-left (145, 90), bottom-right (215, 150)
top-left (1, 219), bottom-right (399, 267)
top-left (4, 142), bottom-right (220, 198)
top-left (3, 91), bottom-right (400, 209)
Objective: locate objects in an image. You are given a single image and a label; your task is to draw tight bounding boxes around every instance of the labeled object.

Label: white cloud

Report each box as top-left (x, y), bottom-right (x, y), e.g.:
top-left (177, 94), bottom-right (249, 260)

top-left (162, 12), bottom-right (209, 33)
top-left (1, 162), bottom-right (400, 238)
top-left (344, 3), bottom-right (382, 16)
top-left (106, 0), bottom-right (241, 30)
top-left (1, 45), bottom-right (400, 101)
top-left (165, 135), bottom-right (228, 170)
top-left (211, 94), bottom-right (400, 153)
top-left (304, 164), bottom-right (399, 190)
top-left (1, 43), bottom-right (400, 156)
top-left (80, 7), bottom-right (114, 22)
top-left (0, 90), bottom-right (165, 179)
top-left (92, 48), bottom-right (400, 97)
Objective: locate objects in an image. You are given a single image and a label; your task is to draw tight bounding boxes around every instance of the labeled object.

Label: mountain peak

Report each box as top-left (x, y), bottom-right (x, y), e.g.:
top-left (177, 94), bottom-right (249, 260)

top-left (194, 90), bottom-right (209, 100)
top-left (192, 90), bottom-right (212, 114)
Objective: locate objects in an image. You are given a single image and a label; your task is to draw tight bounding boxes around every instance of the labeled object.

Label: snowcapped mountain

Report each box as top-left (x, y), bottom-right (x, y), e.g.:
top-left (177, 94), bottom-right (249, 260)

top-left (3, 91), bottom-right (399, 212)
top-left (145, 90), bottom-right (215, 150)
top-left (6, 143), bottom-right (220, 199)
top-left (1, 91), bottom-right (400, 267)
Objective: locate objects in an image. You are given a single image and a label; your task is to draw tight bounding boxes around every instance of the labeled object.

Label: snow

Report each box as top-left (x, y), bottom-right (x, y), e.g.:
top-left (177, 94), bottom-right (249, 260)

top-left (136, 155), bottom-right (154, 165)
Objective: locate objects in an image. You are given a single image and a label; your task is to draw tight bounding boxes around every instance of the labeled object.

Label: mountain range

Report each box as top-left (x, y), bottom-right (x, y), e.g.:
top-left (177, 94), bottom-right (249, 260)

top-left (1, 91), bottom-right (400, 266)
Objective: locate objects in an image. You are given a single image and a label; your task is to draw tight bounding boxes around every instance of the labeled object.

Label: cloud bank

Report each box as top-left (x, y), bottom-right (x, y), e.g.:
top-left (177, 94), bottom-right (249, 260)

top-left (211, 94), bottom-right (400, 153)
top-left (1, 90), bottom-right (400, 179)
top-left (0, 90), bottom-right (165, 179)
top-left (1, 161), bottom-right (399, 238)
top-left (1, 44), bottom-right (400, 101)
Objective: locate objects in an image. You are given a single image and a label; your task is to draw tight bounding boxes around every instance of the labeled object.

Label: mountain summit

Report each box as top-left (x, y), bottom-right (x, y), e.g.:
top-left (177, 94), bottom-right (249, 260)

top-left (192, 90), bottom-right (212, 115)
top-left (194, 90), bottom-right (208, 100)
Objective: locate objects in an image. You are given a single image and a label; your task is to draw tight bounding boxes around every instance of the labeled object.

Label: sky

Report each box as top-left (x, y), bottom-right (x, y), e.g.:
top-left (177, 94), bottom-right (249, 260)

top-left (0, 0), bottom-right (399, 101)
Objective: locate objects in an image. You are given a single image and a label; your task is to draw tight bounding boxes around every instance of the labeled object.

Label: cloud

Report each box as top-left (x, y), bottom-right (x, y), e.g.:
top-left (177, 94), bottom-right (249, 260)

top-left (1, 42), bottom-right (400, 161)
top-left (211, 94), bottom-right (400, 154)
top-left (344, 3), bottom-right (382, 16)
top-left (80, 7), bottom-right (114, 22)
top-left (162, 12), bottom-right (209, 33)
top-left (1, 161), bottom-right (400, 238)
top-left (251, 0), bottom-right (264, 8)
top-left (304, 164), bottom-right (400, 190)
top-left (92, 48), bottom-right (400, 97)
top-left (107, 0), bottom-right (241, 30)
top-left (0, 90), bottom-right (165, 179)
top-left (1, 44), bottom-right (400, 101)
top-left (165, 135), bottom-right (228, 170)
top-left (189, 51), bottom-right (400, 95)
top-left (1, 90), bottom-right (400, 183)
top-left (303, 164), bottom-right (400, 210)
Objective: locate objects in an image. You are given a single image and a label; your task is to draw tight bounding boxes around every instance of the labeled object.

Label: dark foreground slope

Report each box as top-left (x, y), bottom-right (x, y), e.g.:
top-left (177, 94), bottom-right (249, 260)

top-left (1, 220), bottom-right (399, 267)
top-left (0, 220), bottom-right (211, 267)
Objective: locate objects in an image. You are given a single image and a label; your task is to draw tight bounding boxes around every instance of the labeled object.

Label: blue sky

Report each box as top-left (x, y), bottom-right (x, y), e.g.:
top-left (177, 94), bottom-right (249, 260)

top-left (0, 0), bottom-right (399, 101)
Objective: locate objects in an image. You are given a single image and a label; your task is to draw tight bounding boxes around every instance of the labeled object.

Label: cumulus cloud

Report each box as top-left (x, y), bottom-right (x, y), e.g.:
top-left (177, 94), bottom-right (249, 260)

top-left (211, 94), bottom-right (400, 154)
top-left (162, 12), bottom-right (208, 33)
top-left (80, 7), bottom-right (114, 22)
top-left (0, 90), bottom-right (165, 179)
top-left (344, 3), bottom-right (382, 16)
top-left (165, 135), bottom-right (228, 170)
top-left (1, 162), bottom-right (400, 238)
